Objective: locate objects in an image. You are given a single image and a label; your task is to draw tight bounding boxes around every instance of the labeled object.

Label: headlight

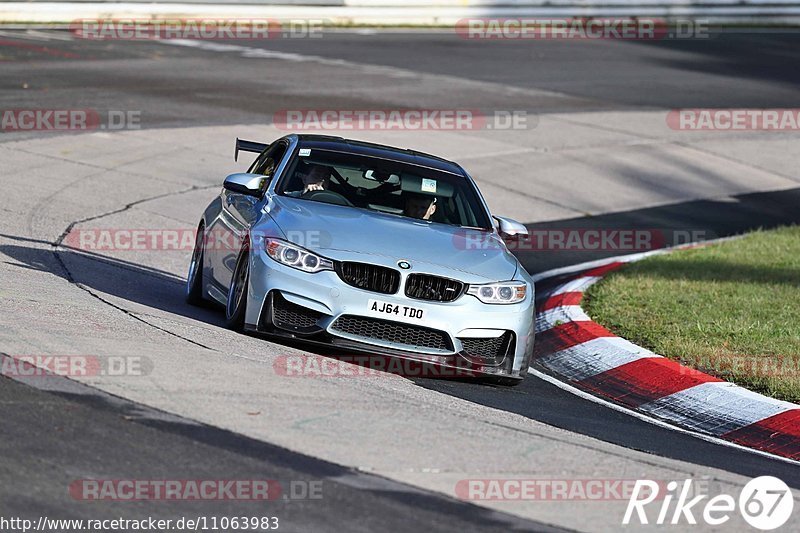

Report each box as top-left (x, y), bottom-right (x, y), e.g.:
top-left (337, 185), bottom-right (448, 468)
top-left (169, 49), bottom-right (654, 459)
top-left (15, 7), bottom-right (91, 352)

top-left (264, 238), bottom-right (333, 273)
top-left (467, 281), bottom-right (527, 304)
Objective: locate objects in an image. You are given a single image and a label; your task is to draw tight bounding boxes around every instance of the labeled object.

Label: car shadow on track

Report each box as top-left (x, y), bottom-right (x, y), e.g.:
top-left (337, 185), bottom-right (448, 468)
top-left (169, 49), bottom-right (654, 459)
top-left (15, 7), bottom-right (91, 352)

top-left (0, 234), bottom-right (227, 329)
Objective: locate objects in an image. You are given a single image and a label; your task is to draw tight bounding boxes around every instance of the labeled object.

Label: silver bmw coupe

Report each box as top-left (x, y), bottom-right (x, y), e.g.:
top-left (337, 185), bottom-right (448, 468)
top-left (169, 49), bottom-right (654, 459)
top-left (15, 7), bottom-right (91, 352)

top-left (187, 134), bottom-right (534, 385)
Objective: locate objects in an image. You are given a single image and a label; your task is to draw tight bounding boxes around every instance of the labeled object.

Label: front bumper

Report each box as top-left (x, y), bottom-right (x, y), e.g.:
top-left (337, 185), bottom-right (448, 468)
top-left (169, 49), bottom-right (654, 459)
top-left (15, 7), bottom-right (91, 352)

top-left (245, 251), bottom-right (535, 379)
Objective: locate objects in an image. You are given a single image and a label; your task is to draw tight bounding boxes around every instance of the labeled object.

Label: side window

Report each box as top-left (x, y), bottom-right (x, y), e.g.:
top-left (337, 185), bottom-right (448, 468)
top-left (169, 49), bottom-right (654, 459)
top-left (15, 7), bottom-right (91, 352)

top-left (250, 142), bottom-right (288, 180)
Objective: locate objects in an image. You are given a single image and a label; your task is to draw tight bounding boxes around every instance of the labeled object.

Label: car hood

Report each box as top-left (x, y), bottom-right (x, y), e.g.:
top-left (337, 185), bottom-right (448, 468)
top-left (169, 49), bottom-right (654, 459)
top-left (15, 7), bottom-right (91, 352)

top-left (264, 195), bottom-right (518, 283)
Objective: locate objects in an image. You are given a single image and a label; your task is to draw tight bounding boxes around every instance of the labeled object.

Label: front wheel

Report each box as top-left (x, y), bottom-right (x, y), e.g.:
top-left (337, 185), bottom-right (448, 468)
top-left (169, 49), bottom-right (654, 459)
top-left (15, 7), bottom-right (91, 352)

top-left (225, 241), bottom-right (250, 330)
top-left (186, 222), bottom-right (206, 306)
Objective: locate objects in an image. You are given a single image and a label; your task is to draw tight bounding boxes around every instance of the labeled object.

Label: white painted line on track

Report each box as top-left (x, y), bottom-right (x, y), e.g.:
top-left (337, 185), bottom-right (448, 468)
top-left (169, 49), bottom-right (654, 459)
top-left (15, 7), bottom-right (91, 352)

top-left (24, 29), bottom-right (75, 41)
top-left (0, 29), bottom-right (73, 41)
top-left (157, 39), bottom-right (576, 100)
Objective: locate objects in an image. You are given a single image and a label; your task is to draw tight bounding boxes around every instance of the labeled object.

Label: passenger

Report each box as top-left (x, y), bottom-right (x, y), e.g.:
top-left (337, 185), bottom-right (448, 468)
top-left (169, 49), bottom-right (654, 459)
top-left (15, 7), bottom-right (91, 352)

top-left (403, 193), bottom-right (437, 221)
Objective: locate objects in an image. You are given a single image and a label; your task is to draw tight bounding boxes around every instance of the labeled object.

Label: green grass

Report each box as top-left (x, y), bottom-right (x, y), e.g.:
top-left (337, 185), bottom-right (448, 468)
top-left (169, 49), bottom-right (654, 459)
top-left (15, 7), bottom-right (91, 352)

top-left (584, 226), bottom-right (800, 403)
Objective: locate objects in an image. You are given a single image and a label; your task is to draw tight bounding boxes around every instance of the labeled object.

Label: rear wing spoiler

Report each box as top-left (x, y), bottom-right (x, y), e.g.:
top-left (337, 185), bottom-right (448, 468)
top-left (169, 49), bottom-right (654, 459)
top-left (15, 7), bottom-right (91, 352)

top-left (235, 138), bottom-right (268, 162)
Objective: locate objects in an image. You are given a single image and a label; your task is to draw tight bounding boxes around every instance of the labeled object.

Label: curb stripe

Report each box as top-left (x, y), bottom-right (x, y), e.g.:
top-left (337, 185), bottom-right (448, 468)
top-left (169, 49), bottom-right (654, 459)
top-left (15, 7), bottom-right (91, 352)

top-left (577, 358), bottom-right (722, 409)
top-left (580, 262), bottom-right (625, 278)
top-left (638, 381), bottom-right (794, 436)
top-left (539, 291), bottom-right (583, 313)
top-left (532, 245), bottom-right (800, 461)
top-left (533, 320), bottom-right (615, 357)
top-left (535, 305), bottom-right (589, 334)
top-left (537, 336), bottom-right (658, 382)
top-left (530, 367), bottom-right (800, 467)
top-left (722, 409), bottom-right (800, 460)
top-left (548, 276), bottom-right (601, 297)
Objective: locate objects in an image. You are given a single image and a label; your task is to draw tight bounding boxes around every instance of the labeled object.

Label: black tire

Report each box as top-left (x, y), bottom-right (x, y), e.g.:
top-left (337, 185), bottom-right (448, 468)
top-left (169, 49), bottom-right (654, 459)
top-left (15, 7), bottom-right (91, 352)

top-left (225, 241), bottom-right (250, 330)
top-left (488, 375), bottom-right (525, 387)
top-left (186, 222), bottom-right (206, 306)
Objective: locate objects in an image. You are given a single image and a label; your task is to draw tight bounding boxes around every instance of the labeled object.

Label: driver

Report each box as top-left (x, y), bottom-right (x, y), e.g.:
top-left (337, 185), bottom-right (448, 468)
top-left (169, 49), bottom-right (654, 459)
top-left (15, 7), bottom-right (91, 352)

top-left (301, 164), bottom-right (332, 193)
top-left (403, 193), bottom-right (437, 221)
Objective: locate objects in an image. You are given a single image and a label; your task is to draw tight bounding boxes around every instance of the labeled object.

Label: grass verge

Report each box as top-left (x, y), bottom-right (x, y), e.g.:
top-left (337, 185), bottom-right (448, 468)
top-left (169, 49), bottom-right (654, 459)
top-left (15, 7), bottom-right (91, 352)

top-left (584, 225), bottom-right (800, 403)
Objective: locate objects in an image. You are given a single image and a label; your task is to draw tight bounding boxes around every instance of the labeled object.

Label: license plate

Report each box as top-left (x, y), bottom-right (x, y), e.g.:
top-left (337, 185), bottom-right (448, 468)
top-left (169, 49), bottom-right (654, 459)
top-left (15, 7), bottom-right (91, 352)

top-left (367, 299), bottom-right (425, 322)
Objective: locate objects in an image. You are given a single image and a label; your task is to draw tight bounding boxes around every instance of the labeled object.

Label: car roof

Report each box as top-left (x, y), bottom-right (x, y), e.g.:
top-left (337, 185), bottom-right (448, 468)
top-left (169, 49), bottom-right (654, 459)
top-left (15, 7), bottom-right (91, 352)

top-left (290, 134), bottom-right (465, 176)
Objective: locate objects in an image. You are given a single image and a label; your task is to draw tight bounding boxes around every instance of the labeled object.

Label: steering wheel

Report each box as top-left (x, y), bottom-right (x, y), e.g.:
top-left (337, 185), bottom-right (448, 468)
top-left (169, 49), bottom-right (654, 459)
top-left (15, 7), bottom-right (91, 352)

top-left (301, 189), bottom-right (354, 207)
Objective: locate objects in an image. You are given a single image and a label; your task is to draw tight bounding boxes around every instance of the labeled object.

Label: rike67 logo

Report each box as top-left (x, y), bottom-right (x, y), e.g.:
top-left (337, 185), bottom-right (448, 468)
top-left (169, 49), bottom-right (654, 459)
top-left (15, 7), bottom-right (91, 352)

top-left (624, 476), bottom-right (794, 530)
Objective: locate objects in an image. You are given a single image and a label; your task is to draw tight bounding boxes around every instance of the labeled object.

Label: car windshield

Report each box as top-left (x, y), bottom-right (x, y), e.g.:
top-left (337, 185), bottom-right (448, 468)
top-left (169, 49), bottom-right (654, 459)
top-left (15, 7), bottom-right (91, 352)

top-left (276, 147), bottom-right (492, 229)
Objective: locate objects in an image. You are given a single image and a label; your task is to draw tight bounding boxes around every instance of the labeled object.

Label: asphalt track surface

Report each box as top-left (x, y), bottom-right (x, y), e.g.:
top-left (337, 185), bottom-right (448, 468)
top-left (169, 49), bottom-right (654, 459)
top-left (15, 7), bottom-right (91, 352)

top-left (3, 29), bottom-right (800, 129)
top-left (2, 29), bottom-right (800, 531)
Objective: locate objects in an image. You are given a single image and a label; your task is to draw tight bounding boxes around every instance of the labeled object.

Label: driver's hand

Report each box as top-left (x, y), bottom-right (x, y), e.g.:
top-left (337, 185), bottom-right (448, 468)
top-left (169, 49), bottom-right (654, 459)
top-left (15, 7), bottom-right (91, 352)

top-left (304, 183), bottom-right (325, 193)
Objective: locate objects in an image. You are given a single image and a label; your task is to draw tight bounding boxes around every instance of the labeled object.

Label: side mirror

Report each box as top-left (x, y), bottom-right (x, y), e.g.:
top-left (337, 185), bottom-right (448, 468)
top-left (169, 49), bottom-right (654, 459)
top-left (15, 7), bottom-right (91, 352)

top-left (493, 215), bottom-right (528, 237)
top-left (223, 173), bottom-right (267, 197)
